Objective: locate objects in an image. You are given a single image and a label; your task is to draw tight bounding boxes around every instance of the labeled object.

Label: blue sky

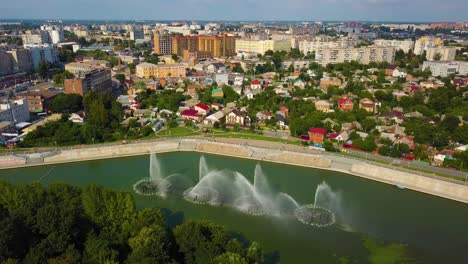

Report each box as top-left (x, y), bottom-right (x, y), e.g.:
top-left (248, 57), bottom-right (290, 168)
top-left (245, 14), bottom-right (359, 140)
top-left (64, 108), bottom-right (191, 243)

top-left (2, 0), bottom-right (467, 22)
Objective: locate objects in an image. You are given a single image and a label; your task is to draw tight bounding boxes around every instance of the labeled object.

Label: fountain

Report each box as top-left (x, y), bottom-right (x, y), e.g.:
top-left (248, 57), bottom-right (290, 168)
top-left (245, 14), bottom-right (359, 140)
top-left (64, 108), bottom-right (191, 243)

top-left (134, 153), bottom-right (337, 228)
top-left (294, 181), bottom-right (339, 227)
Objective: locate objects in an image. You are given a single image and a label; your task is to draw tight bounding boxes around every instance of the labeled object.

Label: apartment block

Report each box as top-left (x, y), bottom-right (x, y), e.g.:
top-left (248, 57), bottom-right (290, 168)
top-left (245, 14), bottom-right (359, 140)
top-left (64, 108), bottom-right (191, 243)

top-left (315, 46), bottom-right (396, 65)
top-left (235, 39), bottom-right (291, 55)
top-left (422, 61), bottom-right (468, 77)
top-left (299, 38), bottom-right (358, 54)
top-left (198, 35), bottom-right (236, 57)
top-left (172, 36), bottom-right (199, 56)
top-left (64, 69), bottom-right (112, 96)
top-left (426, 46), bottom-right (457, 61)
top-left (414, 36), bottom-right (442, 55)
top-left (135, 63), bottom-right (187, 78)
top-left (15, 91), bottom-right (60, 112)
top-left (374, 39), bottom-right (414, 53)
top-left (0, 99), bottom-right (30, 123)
top-left (153, 31), bottom-right (173, 55)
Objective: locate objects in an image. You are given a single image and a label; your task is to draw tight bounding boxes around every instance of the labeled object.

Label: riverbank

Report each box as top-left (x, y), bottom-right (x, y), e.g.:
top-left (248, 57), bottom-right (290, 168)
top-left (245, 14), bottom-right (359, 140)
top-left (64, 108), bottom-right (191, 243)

top-left (1, 138), bottom-right (468, 204)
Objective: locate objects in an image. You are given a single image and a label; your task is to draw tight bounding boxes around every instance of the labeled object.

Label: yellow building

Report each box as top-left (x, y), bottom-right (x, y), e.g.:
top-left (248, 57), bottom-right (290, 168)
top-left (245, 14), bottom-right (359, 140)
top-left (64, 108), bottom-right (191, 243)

top-left (198, 35), bottom-right (236, 57)
top-left (136, 62), bottom-right (187, 78)
top-left (235, 39), bottom-right (291, 55)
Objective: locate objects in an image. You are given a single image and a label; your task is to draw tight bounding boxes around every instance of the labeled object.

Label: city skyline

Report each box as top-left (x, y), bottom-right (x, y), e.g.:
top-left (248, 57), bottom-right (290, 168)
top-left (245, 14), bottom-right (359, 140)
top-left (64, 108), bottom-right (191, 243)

top-left (2, 0), bottom-right (468, 22)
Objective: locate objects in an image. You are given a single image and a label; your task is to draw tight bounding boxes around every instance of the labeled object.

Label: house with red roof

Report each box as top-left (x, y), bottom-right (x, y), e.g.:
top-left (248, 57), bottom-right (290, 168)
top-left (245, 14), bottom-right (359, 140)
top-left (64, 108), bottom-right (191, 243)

top-left (308, 128), bottom-right (327, 145)
top-left (395, 135), bottom-right (415, 150)
top-left (338, 97), bottom-right (354, 111)
top-left (195, 103), bottom-right (210, 116)
top-left (250, 79), bottom-right (262, 90)
top-left (180, 109), bottom-right (203, 123)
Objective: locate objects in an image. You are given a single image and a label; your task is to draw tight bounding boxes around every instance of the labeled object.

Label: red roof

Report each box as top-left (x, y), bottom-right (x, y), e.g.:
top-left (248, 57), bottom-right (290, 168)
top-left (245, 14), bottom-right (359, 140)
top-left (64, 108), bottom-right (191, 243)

top-left (181, 109), bottom-right (199, 116)
top-left (300, 135), bottom-right (310, 141)
top-left (309, 128), bottom-right (327, 135)
top-left (338, 97), bottom-right (352, 105)
top-left (195, 103), bottom-right (209, 111)
top-left (251, 79), bottom-right (262, 85)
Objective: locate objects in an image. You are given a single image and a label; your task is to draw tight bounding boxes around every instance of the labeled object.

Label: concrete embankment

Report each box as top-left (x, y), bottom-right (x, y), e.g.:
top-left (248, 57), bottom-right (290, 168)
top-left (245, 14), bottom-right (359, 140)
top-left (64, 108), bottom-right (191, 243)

top-left (350, 163), bottom-right (468, 203)
top-left (1, 139), bottom-right (468, 204)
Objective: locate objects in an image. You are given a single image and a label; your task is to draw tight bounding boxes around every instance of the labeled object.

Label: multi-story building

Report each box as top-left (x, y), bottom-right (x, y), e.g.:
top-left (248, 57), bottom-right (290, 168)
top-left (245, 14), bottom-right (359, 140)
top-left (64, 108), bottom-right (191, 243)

top-left (426, 46), bottom-right (457, 61)
top-left (0, 51), bottom-right (14, 76)
top-left (64, 69), bottom-right (112, 96)
top-left (182, 50), bottom-right (211, 61)
top-left (198, 35), bottom-right (236, 57)
top-left (374, 39), bottom-right (414, 53)
top-left (6, 49), bottom-right (34, 73)
top-left (40, 25), bottom-right (64, 44)
top-left (422, 61), bottom-right (468, 77)
top-left (235, 39), bottom-right (291, 55)
top-left (64, 60), bottom-right (111, 76)
top-left (298, 38), bottom-right (358, 54)
top-left (414, 36), bottom-right (442, 55)
top-left (153, 31), bottom-right (173, 55)
top-left (0, 99), bottom-right (30, 123)
top-left (130, 30), bottom-right (144, 41)
top-left (24, 44), bottom-right (58, 70)
top-left (172, 36), bottom-right (199, 56)
top-left (135, 63), bottom-right (187, 78)
top-left (315, 46), bottom-right (396, 66)
top-left (21, 31), bottom-right (48, 45)
top-left (15, 91), bottom-right (60, 112)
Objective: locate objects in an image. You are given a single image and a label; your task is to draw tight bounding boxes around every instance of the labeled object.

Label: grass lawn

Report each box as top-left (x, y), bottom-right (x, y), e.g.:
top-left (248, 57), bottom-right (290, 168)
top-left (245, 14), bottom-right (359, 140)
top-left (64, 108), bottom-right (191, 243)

top-left (208, 129), bottom-right (301, 145)
top-left (156, 126), bottom-right (202, 137)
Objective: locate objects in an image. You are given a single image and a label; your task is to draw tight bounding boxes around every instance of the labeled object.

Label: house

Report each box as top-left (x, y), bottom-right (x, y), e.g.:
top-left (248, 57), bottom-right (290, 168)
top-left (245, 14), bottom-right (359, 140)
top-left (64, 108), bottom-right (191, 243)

top-left (204, 111), bottom-right (225, 126)
top-left (386, 110), bottom-right (404, 124)
top-left (328, 130), bottom-right (349, 142)
top-left (315, 100), bottom-right (332, 113)
top-left (211, 88), bottom-right (224, 98)
top-left (293, 79), bottom-right (306, 89)
top-left (250, 79), bottom-right (262, 90)
top-left (245, 90), bottom-right (254, 100)
top-left (207, 63), bottom-right (226, 73)
top-left (274, 86), bottom-right (289, 95)
top-left (256, 111), bottom-right (272, 123)
top-left (276, 111), bottom-right (288, 129)
top-left (359, 98), bottom-right (375, 113)
top-left (180, 109), bottom-right (203, 123)
top-left (187, 83), bottom-right (206, 94)
top-left (320, 77), bottom-right (342, 91)
top-left (226, 109), bottom-right (250, 127)
top-left (279, 105), bottom-right (289, 117)
top-left (195, 103), bottom-right (210, 116)
top-left (395, 135), bottom-right (415, 150)
top-left (385, 65), bottom-right (397, 76)
top-left (309, 128), bottom-right (327, 145)
top-left (69, 111), bottom-right (86, 123)
top-left (338, 97), bottom-right (354, 111)
top-left (234, 76), bottom-right (244, 86)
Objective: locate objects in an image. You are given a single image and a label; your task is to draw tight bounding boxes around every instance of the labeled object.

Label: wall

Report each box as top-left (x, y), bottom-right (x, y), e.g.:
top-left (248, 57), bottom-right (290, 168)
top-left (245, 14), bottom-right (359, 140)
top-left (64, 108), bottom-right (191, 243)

top-left (351, 163), bottom-right (468, 203)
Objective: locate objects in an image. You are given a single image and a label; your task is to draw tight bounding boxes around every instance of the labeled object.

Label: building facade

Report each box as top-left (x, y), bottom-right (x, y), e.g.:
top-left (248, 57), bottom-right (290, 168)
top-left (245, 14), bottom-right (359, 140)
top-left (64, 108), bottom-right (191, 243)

top-left (426, 46), bottom-right (457, 61)
top-left (153, 31), bottom-right (173, 55)
top-left (135, 63), bottom-right (187, 78)
top-left (64, 69), bottom-right (112, 96)
top-left (315, 46), bottom-right (396, 65)
top-left (422, 61), bottom-right (468, 77)
top-left (0, 99), bottom-right (30, 123)
top-left (235, 39), bottom-right (291, 55)
top-left (373, 39), bottom-right (414, 53)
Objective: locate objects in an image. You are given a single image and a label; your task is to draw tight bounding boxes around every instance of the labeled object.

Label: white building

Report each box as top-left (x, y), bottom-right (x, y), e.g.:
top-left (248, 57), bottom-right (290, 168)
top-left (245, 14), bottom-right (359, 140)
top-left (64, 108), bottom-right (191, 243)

top-left (24, 44), bottom-right (58, 70)
top-left (298, 38), bottom-right (358, 54)
top-left (426, 46), bottom-right (457, 61)
top-left (422, 61), bottom-right (468, 77)
top-left (0, 99), bottom-right (30, 123)
top-left (374, 39), bottom-right (414, 53)
top-left (235, 39), bottom-right (291, 55)
top-left (315, 46), bottom-right (396, 65)
top-left (414, 37), bottom-right (441, 55)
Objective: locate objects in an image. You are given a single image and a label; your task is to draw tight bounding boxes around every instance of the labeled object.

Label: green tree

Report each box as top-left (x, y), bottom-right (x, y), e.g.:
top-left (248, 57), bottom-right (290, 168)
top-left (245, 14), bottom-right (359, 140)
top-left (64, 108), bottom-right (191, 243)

top-left (213, 252), bottom-right (248, 264)
top-left (127, 225), bottom-right (170, 263)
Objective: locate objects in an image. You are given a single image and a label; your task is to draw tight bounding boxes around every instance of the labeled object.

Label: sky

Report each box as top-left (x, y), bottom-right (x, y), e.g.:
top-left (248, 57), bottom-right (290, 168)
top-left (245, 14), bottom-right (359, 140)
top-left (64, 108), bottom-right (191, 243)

top-left (1, 0), bottom-right (468, 22)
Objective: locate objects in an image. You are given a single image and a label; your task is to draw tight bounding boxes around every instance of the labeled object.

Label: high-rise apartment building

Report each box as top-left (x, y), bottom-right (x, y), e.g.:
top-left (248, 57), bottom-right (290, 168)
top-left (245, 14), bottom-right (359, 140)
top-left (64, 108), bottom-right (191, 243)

top-left (153, 31), bottom-right (173, 55)
top-left (6, 49), bottom-right (34, 73)
top-left (422, 61), bottom-right (468, 77)
top-left (426, 46), bottom-right (457, 61)
top-left (172, 36), bottom-right (199, 56)
top-left (198, 35), bottom-right (236, 57)
top-left (414, 37), bottom-right (442, 55)
top-left (316, 46), bottom-right (396, 65)
top-left (235, 39), bottom-right (291, 55)
top-left (374, 39), bottom-right (415, 53)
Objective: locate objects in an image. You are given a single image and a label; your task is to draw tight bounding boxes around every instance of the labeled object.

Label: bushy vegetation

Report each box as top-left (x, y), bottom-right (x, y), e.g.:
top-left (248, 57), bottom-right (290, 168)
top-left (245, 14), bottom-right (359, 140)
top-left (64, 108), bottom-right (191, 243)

top-left (0, 183), bottom-right (265, 264)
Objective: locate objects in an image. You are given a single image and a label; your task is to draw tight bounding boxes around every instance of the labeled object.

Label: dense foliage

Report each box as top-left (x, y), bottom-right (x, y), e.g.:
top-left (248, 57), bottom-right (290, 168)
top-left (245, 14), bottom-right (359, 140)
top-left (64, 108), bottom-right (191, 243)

top-left (0, 183), bottom-right (265, 264)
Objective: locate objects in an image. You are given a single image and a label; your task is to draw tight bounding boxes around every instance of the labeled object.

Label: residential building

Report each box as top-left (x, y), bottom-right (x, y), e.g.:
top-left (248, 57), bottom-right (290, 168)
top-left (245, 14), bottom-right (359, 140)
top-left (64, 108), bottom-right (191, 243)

top-left (226, 109), bottom-right (250, 127)
top-left (338, 97), bottom-right (354, 111)
top-left (194, 103), bottom-right (210, 116)
top-left (6, 49), bottom-right (33, 73)
top-left (180, 109), bottom-right (203, 123)
top-left (320, 77), bottom-right (342, 90)
top-left (0, 99), bottom-right (30, 123)
top-left (422, 61), bottom-right (468, 77)
top-left (426, 46), bottom-right (457, 61)
top-left (65, 61), bottom-right (110, 76)
top-left (153, 31), bottom-right (173, 55)
top-left (64, 69), bottom-right (112, 96)
top-left (298, 38), bottom-right (358, 54)
top-left (135, 63), bottom-right (187, 78)
top-left (309, 128), bottom-right (327, 145)
top-left (129, 30), bottom-right (144, 41)
top-left (235, 39), bottom-right (290, 55)
top-left (316, 46), bottom-right (396, 65)
top-left (198, 35), bottom-right (236, 57)
top-left (374, 39), bottom-right (414, 53)
top-left (0, 51), bottom-right (14, 76)
top-left (173, 36), bottom-right (199, 56)
top-left (24, 44), bottom-right (58, 70)
top-left (15, 91), bottom-right (60, 112)
top-left (414, 36), bottom-right (442, 55)
top-left (182, 49), bottom-right (211, 61)
top-left (250, 80), bottom-right (262, 90)
top-left (359, 98), bottom-right (375, 113)
top-left (315, 100), bottom-right (332, 113)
